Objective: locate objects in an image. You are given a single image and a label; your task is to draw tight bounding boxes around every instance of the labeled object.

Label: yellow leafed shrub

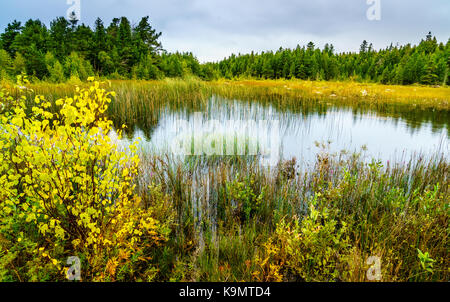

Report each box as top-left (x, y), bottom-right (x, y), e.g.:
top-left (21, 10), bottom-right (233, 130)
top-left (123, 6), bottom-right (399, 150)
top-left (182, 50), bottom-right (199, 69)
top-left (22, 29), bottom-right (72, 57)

top-left (0, 76), bottom-right (170, 281)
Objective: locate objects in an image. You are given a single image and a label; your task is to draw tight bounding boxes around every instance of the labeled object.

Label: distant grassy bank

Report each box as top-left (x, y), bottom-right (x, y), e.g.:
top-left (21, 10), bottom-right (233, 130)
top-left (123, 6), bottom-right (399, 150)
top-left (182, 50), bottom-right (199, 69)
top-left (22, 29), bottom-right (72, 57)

top-left (2, 78), bottom-right (447, 142)
top-left (208, 79), bottom-right (450, 109)
top-left (2, 78), bottom-right (449, 111)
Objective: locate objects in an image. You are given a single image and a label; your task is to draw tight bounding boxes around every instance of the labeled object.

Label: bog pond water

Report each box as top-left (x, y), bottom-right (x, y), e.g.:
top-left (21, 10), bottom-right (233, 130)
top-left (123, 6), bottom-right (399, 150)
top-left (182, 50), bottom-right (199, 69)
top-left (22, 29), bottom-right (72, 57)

top-left (111, 95), bottom-right (449, 166)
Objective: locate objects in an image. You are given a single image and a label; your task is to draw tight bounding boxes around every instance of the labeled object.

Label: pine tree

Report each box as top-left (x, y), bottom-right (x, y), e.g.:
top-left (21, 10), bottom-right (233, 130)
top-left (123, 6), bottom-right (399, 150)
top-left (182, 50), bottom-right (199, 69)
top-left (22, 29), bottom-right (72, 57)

top-left (360, 40), bottom-right (368, 53)
top-left (0, 20), bottom-right (22, 56)
top-left (133, 16), bottom-right (162, 60)
top-left (420, 57), bottom-right (439, 85)
top-left (49, 17), bottom-right (71, 61)
top-left (93, 18), bottom-right (108, 71)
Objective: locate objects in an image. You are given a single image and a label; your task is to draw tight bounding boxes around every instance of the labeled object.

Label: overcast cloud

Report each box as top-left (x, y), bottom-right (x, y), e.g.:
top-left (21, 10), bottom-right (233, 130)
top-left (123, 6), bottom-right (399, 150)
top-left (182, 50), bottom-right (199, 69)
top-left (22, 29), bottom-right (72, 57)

top-left (0, 0), bottom-right (449, 62)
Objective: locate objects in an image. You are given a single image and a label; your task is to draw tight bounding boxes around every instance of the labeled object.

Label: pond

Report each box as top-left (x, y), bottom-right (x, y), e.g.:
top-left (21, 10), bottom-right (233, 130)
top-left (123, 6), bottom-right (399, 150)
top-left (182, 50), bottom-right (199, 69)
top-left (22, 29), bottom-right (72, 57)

top-left (111, 95), bottom-right (449, 166)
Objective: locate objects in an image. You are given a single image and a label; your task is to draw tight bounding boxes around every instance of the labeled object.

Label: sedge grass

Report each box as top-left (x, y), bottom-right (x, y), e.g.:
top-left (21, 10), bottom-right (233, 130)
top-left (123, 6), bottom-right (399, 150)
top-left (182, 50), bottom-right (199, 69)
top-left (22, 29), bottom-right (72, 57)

top-left (135, 146), bottom-right (448, 282)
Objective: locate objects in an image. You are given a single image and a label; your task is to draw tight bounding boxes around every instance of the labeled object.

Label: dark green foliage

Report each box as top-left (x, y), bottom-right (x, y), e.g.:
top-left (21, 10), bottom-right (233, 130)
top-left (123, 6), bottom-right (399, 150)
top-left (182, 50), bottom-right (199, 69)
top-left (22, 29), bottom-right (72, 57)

top-left (0, 50), bottom-right (12, 79)
top-left (48, 17), bottom-right (71, 61)
top-left (210, 35), bottom-right (449, 85)
top-left (0, 17), bottom-right (448, 85)
top-left (132, 54), bottom-right (163, 80)
top-left (0, 16), bottom-right (176, 81)
top-left (0, 20), bottom-right (22, 57)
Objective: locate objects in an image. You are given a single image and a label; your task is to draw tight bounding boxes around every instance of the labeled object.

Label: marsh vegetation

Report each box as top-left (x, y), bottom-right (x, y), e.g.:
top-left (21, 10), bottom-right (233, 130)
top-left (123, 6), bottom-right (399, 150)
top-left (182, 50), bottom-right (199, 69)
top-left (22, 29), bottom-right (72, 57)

top-left (0, 77), bottom-right (448, 282)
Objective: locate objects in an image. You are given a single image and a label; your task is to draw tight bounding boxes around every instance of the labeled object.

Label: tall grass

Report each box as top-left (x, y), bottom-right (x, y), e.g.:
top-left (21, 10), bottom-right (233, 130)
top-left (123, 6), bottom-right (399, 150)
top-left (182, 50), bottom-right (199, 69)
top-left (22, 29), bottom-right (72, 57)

top-left (2, 78), bottom-right (448, 138)
top-left (134, 146), bottom-right (448, 281)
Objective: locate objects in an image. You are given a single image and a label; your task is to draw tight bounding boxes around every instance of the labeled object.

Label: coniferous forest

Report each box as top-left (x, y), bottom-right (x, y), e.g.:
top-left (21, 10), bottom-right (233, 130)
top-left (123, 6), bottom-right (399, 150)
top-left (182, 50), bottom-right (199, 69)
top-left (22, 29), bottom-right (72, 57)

top-left (0, 16), bottom-right (449, 85)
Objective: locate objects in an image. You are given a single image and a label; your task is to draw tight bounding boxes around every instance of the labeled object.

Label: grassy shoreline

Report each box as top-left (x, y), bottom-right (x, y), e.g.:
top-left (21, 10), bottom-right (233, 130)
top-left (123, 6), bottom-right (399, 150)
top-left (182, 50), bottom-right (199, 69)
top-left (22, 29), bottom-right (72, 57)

top-left (208, 79), bottom-right (450, 109)
top-left (2, 78), bottom-right (449, 109)
top-left (3, 78), bottom-right (448, 140)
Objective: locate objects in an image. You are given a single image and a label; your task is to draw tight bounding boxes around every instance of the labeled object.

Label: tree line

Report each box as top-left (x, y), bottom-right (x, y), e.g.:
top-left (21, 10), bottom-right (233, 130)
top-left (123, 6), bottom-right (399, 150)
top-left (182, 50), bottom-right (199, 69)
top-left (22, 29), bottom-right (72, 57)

top-left (0, 16), bottom-right (213, 82)
top-left (0, 15), bottom-right (448, 85)
top-left (212, 34), bottom-right (449, 85)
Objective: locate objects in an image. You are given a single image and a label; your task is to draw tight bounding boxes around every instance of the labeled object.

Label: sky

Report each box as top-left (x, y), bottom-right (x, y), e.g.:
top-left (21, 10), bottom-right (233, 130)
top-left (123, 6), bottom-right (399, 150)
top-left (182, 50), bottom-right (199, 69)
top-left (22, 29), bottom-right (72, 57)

top-left (0, 0), bottom-right (449, 62)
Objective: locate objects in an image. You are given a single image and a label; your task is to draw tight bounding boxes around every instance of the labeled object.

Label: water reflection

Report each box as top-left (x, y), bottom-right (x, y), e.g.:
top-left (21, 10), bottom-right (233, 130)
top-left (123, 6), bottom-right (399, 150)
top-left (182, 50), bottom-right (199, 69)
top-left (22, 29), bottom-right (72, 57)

top-left (110, 96), bottom-right (449, 164)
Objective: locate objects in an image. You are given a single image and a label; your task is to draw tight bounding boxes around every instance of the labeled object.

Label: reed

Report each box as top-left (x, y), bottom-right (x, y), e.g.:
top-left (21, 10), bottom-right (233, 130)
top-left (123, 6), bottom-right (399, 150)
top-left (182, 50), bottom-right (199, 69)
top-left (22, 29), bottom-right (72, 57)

top-left (134, 147), bottom-right (448, 281)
